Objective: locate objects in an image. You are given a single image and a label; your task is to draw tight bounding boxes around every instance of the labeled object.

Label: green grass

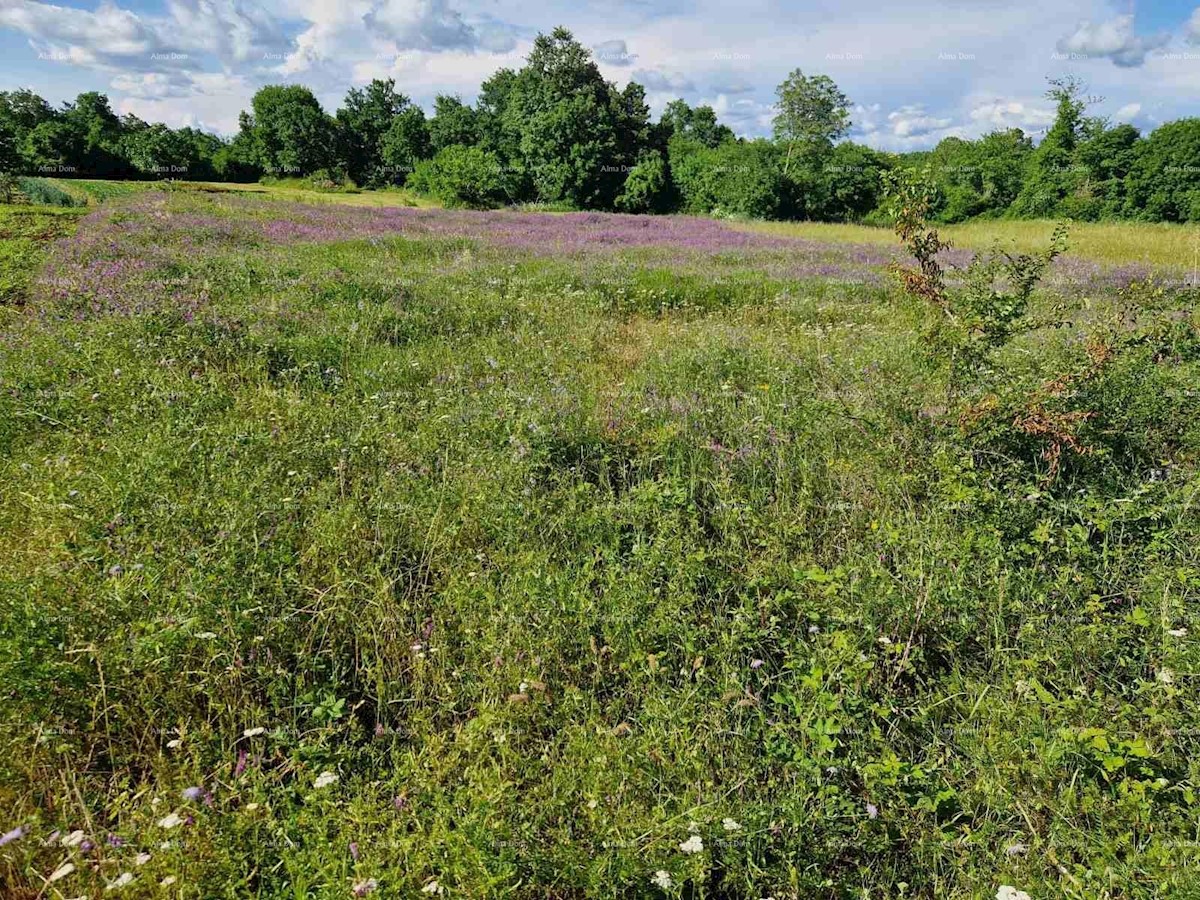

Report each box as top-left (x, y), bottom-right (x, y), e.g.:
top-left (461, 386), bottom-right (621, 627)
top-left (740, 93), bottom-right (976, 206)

top-left (1, 193), bottom-right (1199, 898)
top-left (0, 204), bottom-right (84, 304)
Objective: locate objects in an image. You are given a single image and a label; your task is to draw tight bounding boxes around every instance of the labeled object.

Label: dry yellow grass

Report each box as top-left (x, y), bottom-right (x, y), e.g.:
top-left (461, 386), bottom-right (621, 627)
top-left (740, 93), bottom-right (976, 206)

top-left (183, 181), bottom-right (441, 209)
top-left (740, 218), bottom-right (1200, 269)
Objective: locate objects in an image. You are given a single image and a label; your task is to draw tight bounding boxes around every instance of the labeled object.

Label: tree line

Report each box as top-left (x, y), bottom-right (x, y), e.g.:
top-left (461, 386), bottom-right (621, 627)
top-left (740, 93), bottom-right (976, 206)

top-left (4, 27), bottom-right (1200, 224)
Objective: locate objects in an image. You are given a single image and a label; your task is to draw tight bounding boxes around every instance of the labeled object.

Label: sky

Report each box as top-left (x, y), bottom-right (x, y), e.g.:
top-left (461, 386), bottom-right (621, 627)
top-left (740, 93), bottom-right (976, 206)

top-left (1, 0), bottom-right (1200, 149)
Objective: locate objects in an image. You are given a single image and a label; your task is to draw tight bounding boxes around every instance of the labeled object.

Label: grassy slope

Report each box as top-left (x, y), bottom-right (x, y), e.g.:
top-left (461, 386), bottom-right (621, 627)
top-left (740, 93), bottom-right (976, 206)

top-left (1, 192), bottom-right (1199, 898)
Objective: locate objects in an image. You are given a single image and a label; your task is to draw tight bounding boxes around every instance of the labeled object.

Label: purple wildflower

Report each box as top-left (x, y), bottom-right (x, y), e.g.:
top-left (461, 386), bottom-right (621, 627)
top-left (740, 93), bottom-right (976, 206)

top-left (0, 825), bottom-right (26, 847)
top-left (349, 841), bottom-right (360, 861)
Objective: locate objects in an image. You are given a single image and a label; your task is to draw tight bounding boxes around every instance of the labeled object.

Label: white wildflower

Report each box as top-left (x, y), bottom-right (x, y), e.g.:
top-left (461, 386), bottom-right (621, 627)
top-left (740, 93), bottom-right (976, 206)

top-left (651, 870), bottom-right (673, 890)
top-left (421, 880), bottom-right (444, 894)
top-left (997, 887), bottom-right (1032, 900)
top-left (135, 853), bottom-right (152, 866)
top-left (722, 818), bottom-right (742, 832)
top-left (161, 876), bottom-right (177, 887)
top-left (62, 830), bottom-right (87, 848)
top-left (678, 835), bottom-right (704, 854)
top-left (313, 771), bottom-right (339, 789)
top-left (107, 873), bottom-right (134, 891)
top-left (48, 862), bottom-right (76, 882)
top-left (242, 727), bottom-right (265, 738)
top-left (1157, 669), bottom-right (1175, 684)
top-left (157, 813), bottom-right (184, 829)
top-left (1168, 628), bottom-right (1188, 637)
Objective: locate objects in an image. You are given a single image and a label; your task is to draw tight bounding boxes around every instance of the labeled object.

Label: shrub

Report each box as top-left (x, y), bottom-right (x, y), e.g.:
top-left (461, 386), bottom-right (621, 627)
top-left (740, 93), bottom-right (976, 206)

top-left (615, 151), bottom-right (672, 213)
top-left (408, 145), bottom-right (507, 209)
top-left (14, 176), bottom-right (85, 207)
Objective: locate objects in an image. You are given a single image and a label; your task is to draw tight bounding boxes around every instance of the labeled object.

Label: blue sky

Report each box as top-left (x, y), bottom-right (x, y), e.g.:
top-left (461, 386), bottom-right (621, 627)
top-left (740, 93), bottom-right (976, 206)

top-left (2, 0), bottom-right (1199, 148)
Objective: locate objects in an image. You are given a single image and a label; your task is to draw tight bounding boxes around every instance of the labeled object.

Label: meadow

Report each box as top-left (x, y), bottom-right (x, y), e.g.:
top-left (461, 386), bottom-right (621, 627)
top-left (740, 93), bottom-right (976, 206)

top-left (1, 186), bottom-right (1199, 899)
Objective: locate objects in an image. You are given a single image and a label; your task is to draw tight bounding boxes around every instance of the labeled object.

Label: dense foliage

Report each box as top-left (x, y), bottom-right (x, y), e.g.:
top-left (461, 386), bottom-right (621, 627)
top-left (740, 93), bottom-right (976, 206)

top-left (4, 33), bottom-right (1200, 223)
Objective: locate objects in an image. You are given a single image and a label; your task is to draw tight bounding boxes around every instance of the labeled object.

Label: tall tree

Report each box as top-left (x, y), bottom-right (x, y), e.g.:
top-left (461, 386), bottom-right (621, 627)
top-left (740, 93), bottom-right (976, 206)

top-left (428, 95), bottom-right (479, 152)
top-left (504, 27), bottom-right (642, 207)
top-left (245, 85), bottom-right (335, 177)
top-left (772, 70), bottom-right (850, 175)
top-left (335, 79), bottom-right (412, 186)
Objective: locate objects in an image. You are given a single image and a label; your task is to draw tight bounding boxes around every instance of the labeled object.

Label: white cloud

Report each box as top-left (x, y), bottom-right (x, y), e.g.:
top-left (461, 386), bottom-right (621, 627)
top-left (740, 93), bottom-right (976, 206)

top-left (1055, 15), bottom-right (1169, 67)
top-left (967, 99), bottom-right (1055, 131)
top-left (593, 39), bottom-right (635, 67)
top-left (887, 104), bottom-right (953, 138)
top-left (632, 68), bottom-right (694, 93)
top-left (363, 0), bottom-right (476, 52)
top-left (1187, 7), bottom-right (1200, 45)
top-left (1114, 102), bottom-right (1141, 121)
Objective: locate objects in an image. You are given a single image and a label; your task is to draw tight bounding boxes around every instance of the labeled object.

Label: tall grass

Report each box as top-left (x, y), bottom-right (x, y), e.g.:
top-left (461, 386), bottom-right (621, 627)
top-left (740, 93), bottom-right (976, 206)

top-left (0, 192), bottom-right (1198, 898)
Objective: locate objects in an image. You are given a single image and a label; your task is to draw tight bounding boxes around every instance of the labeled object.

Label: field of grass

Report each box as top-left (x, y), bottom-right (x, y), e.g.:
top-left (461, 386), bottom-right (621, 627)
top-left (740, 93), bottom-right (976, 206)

top-left (744, 217), bottom-right (1200, 270)
top-left (0, 204), bottom-right (85, 303)
top-left (1, 191), bottom-right (1199, 898)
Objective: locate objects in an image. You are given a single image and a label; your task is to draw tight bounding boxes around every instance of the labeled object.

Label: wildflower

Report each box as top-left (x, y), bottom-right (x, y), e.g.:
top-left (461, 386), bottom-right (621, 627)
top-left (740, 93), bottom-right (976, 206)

top-left (722, 818), bottom-right (742, 832)
top-left (1004, 843), bottom-right (1028, 857)
top-left (245, 803), bottom-right (260, 812)
top-left (107, 833), bottom-right (125, 847)
top-left (49, 862), bottom-right (76, 882)
top-left (182, 786), bottom-right (204, 802)
top-left (195, 632), bottom-right (217, 640)
top-left (243, 727), bottom-right (266, 738)
top-left (1169, 627), bottom-right (1188, 637)
top-left (651, 870), bottom-right (673, 890)
top-left (808, 625), bottom-right (820, 634)
top-left (421, 880), bottom-right (444, 894)
top-left (108, 873), bottom-right (134, 890)
top-left (678, 835), bottom-right (704, 854)
top-left (157, 813), bottom-right (184, 829)
top-left (1157, 669), bottom-right (1176, 684)
top-left (996, 888), bottom-right (1032, 900)
top-left (234, 749), bottom-right (248, 778)
top-left (349, 841), bottom-right (360, 861)
top-left (166, 739), bottom-right (182, 749)
top-left (393, 795), bottom-right (408, 810)
top-left (352, 879), bottom-right (378, 897)
top-left (63, 830), bottom-right (88, 848)
top-left (135, 853), bottom-right (152, 866)
top-left (161, 876), bottom-right (177, 887)
top-left (0, 825), bottom-right (26, 847)
top-left (314, 771), bottom-right (339, 789)
top-left (586, 799), bottom-right (598, 809)
top-left (866, 803), bottom-right (879, 819)
top-left (750, 659), bottom-right (765, 669)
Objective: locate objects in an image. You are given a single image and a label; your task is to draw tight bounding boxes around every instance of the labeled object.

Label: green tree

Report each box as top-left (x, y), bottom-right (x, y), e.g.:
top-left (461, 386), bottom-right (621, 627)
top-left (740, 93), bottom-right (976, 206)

top-left (380, 106), bottom-right (431, 184)
top-left (245, 85), bottom-right (335, 177)
top-left (336, 79), bottom-right (416, 186)
top-left (661, 100), bottom-right (733, 148)
top-left (428, 95), bottom-right (479, 152)
top-left (772, 70), bottom-right (850, 175)
top-left (1010, 77), bottom-right (1092, 217)
top-left (504, 27), bottom-right (642, 208)
top-left (1123, 118), bottom-right (1200, 222)
top-left (615, 150), bottom-right (672, 212)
